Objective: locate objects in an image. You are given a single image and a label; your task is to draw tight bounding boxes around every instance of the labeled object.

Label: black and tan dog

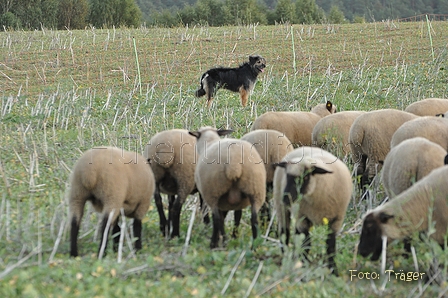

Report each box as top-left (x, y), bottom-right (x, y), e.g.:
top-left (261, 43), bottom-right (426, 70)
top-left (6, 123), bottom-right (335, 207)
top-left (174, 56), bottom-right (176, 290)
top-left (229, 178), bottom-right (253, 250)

top-left (195, 55), bottom-right (266, 107)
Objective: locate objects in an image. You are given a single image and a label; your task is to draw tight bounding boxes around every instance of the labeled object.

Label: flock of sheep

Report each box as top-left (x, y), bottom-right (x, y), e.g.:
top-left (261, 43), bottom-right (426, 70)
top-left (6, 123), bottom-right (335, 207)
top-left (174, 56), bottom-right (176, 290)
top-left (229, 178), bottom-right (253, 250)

top-left (67, 97), bottom-right (448, 277)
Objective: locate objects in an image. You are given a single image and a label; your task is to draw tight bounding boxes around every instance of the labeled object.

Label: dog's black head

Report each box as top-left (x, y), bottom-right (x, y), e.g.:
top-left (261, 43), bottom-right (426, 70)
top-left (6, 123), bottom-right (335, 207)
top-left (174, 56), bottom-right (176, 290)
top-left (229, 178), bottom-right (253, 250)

top-left (358, 212), bottom-right (392, 261)
top-left (249, 55), bottom-right (266, 74)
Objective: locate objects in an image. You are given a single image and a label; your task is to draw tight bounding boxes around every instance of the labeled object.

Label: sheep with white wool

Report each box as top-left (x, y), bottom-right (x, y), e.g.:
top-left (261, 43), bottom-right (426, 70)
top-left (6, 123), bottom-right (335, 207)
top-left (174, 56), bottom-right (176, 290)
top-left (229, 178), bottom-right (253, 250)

top-left (404, 98), bottom-right (448, 116)
top-left (390, 116), bottom-right (448, 150)
top-left (348, 109), bottom-right (418, 191)
top-left (144, 129), bottom-right (208, 238)
top-left (273, 146), bottom-right (352, 275)
top-left (189, 127), bottom-right (266, 248)
top-left (311, 110), bottom-right (365, 158)
top-left (382, 137), bottom-right (447, 199)
top-left (241, 129), bottom-right (293, 221)
top-left (358, 162), bottom-right (448, 261)
top-left (251, 101), bottom-right (336, 147)
top-left (69, 147), bottom-right (155, 257)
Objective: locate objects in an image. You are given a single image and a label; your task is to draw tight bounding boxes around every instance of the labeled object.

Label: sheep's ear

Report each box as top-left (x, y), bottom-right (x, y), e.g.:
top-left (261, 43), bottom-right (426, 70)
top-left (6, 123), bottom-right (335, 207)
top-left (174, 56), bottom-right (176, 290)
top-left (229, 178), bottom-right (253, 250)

top-left (189, 131), bottom-right (201, 139)
top-left (326, 101), bottom-right (333, 112)
top-left (311, 166), bottom-right (332, 175)
top-left (436, 113), bottom-right (445, 117)
top-left (378, 212), bottom-right (394, 224)
top-left (378, 160), bottom-right (384, 165)
top-left (217, 129), bottom-right (233, 136)
top-left (444, 154), bottom-right (448, 165)
top-left (275, 161), bottom-right (288, 168)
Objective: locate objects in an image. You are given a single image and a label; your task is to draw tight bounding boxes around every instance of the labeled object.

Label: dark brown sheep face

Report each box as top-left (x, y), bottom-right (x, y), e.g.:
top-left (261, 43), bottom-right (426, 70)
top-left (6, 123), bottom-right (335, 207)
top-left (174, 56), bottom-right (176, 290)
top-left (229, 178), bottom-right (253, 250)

top-left (358, 212), bottom-right (392, 261)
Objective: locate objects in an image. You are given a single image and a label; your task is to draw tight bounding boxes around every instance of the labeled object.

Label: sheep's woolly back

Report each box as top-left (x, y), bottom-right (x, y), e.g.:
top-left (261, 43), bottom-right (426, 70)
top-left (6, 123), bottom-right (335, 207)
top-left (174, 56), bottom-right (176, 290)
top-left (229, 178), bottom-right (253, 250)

top-left (369, 165), bottom-right (448, 244)
top-left (312, 111), bottom-right (365, 157)
top-left (241, 129), bottom-right (293, 183)
top-left (382, 137), bottom-right (447, 199)
top-left (273, 147), bottom-right (352, 235)
top-left (348, 109), bottom-right (418, 176)
top-left (69, 147), bottom-right (155, 222)
top-left (195, 138), bottom-right (266, 212)
top-left (251, 102), bottom-right (336, 147)
top-left (405, 98), bottom-right (448, 116)
top-left (144, 129), bottom-right (197, 195)
top-left (390, 116), bottom-right (448, 150)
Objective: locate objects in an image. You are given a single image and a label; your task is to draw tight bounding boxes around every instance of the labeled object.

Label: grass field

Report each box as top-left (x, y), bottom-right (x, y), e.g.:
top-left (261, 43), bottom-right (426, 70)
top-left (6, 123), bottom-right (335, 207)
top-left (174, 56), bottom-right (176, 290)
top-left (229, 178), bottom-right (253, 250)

top-left (1, 20), bottom-right (448, 297)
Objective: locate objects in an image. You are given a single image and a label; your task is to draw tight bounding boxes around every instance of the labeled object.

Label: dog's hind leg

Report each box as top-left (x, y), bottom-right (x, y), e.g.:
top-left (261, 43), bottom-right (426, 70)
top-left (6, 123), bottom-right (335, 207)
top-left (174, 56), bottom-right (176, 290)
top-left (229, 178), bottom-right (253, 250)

top-left (239, 86), bottom-right (249, 107)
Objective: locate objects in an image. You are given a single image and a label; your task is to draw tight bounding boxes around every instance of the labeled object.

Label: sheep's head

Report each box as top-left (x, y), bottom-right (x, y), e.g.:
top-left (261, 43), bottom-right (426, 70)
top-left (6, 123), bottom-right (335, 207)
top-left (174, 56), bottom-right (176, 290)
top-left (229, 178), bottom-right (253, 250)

top-left (276, 157), bottom-right (332, 206)
top-left (189, 126), bottom-right (233, 157)
top-left (311, 101), bottom-right (337, 117)
top-left (358, 212), bottom-right (393, 261)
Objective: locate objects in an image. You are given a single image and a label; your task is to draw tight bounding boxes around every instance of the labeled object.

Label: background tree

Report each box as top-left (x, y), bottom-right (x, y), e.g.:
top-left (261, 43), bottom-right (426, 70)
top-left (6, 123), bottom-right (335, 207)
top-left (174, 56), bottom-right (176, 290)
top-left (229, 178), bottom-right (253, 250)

top-left (58, 0), bottom-right (88, 29)
top-left (296, 0), bottom-right (325, 24)
top-left (275, 0), bottom-right (296, 23)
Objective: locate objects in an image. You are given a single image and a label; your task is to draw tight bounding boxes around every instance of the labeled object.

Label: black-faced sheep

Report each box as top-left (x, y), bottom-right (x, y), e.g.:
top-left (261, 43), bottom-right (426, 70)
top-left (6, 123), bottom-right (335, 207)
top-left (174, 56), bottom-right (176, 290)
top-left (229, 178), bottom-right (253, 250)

top-left (390, 116), bottom-right (448, 151)
top-left (251, 101), bottom-right (336, 147)
top-left (382, 137), bottom-right (447, 198)
top-left (273, 146), bottom-right (352, 275)
top-left (404, 98), bottom-right (448, 116)
top-left (189, 127), bottom-right (266, 248)
top-left (144, 129), bottom-right (209, 239)
top-left (348, 109), bottom-right (418, 192)
top-left (358, 163), bottom-right (448, 261)
top-left (241, 129), bottom-right (294, 221)
top-left (311, 110), bottom-right (365, 159)
top-left (69, 147), bottom-right (155, 257)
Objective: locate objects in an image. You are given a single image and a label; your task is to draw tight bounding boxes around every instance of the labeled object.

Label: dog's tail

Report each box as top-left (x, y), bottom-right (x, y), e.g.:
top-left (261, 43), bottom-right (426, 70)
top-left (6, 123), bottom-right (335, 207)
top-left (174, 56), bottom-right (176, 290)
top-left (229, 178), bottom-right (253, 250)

top-left (195, 73), bottom-right (208, 97)
top-left (195, 88), bottom-right (206, 97)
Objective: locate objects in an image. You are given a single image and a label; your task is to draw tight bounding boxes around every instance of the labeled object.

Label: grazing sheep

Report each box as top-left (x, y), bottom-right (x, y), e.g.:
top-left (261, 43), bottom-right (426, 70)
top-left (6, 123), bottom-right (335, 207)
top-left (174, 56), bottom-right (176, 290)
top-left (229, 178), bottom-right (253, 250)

top-left (390, 116), bottom-right (448, 151)
top-left (241, 129), bottom-right (294, 222)
top-left (311, 111), bottom-right (365, 158)
top-left (382, 137), bottom-right (447, 198)
top-left (189, 127), bottom-right (267, 248)
top-left (69, 147), bottom-right (155, 257)
top-left (144, 129), bottom-right (209, 239)
top-left (273, 146), bottom-right (352, 275)
top-left (348, 109), bottom-right (418, 191)
top-left (251, 101), bottom-right (336, 147)
top-left (358, 163), bottom-right (448, 261)
top-left (404, 98), bottom-right (448, 116)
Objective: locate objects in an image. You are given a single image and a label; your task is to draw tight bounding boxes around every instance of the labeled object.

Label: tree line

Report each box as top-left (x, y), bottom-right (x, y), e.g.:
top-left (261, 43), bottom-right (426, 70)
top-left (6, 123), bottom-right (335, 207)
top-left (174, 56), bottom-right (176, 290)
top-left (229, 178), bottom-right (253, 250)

top-left (1, 0), bottom-right (448, 30)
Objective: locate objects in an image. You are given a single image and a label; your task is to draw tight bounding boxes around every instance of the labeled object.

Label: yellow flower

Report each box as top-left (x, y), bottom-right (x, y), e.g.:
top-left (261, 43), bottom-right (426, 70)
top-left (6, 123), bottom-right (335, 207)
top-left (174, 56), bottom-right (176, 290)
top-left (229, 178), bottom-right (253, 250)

top-left (322, 217), bottom-right (329, 225)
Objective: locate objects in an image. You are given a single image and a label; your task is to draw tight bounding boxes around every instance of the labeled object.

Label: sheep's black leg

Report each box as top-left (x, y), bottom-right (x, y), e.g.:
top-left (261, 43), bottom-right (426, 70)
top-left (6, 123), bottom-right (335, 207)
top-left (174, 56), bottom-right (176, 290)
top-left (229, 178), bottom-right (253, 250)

top-left (133, 218), bottom-right (143, 251)
top-left (250, 204), bottom-right (259, 243)
top-left (300, 218), bottom-right (312, 261)
top-left (259, 201), bottom-right (271, 227)
top-left (154, 187), bottom-right (167, 236)
top-left (97, 214), bottom-right (111, 257)
top-left (199, 194), bottom-right (210, 225)
top-left (326, 231), bottom-right (338, 276)
top-left (70, 216), bottom-right (80, 257)
top-left (280, 208), bottom-right (291, 249)
top-left (170, 195), bottom-right (183, 238)
top-left (232, 210), bottom-right (242, 238)
top-left (210, 210), bottom-right (222, 249)
top-left (112, 218), bottom-right (121, 252)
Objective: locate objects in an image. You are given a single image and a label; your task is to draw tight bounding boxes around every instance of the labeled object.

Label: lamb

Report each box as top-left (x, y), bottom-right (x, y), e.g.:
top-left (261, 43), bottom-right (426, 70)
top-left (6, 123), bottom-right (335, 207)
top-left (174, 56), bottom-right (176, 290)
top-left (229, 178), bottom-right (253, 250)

top-left (273, 146), bottom-right (352, 275)
top-left (382, 137), bottom-right (447, 199)
top-left (144, 129), bottom-right (207, 238)
top-left (251, 101), bottom-right (336, 147)
top-left (404, 98), bottom-right (448, 116)
top-left (358, 163), bottom-right (448, 261)
top-left (241, 129), bottom-right (294, 220)
top-left (390, 116), bottom-right (448, 150)
top-left (189, 126), bottom-right (266, 248)
top-left (348, 109), bottom-right (418, 191)
top-left (69, 147), bottom-right (155, 257)
top-left (311, 110), bottom-right (365, 158)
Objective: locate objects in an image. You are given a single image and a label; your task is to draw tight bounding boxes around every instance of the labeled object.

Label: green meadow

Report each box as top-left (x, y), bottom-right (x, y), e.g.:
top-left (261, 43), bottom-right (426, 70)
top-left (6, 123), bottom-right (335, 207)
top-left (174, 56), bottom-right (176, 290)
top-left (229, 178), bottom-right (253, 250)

top-left (0, 21), bottom-right (447, 297)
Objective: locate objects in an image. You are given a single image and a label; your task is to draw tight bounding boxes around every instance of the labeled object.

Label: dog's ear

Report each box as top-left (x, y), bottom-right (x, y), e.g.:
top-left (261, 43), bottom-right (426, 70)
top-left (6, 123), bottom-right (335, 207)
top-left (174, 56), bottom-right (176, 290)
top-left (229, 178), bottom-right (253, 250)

top-left (249, 55), bottom-right (259, 64)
